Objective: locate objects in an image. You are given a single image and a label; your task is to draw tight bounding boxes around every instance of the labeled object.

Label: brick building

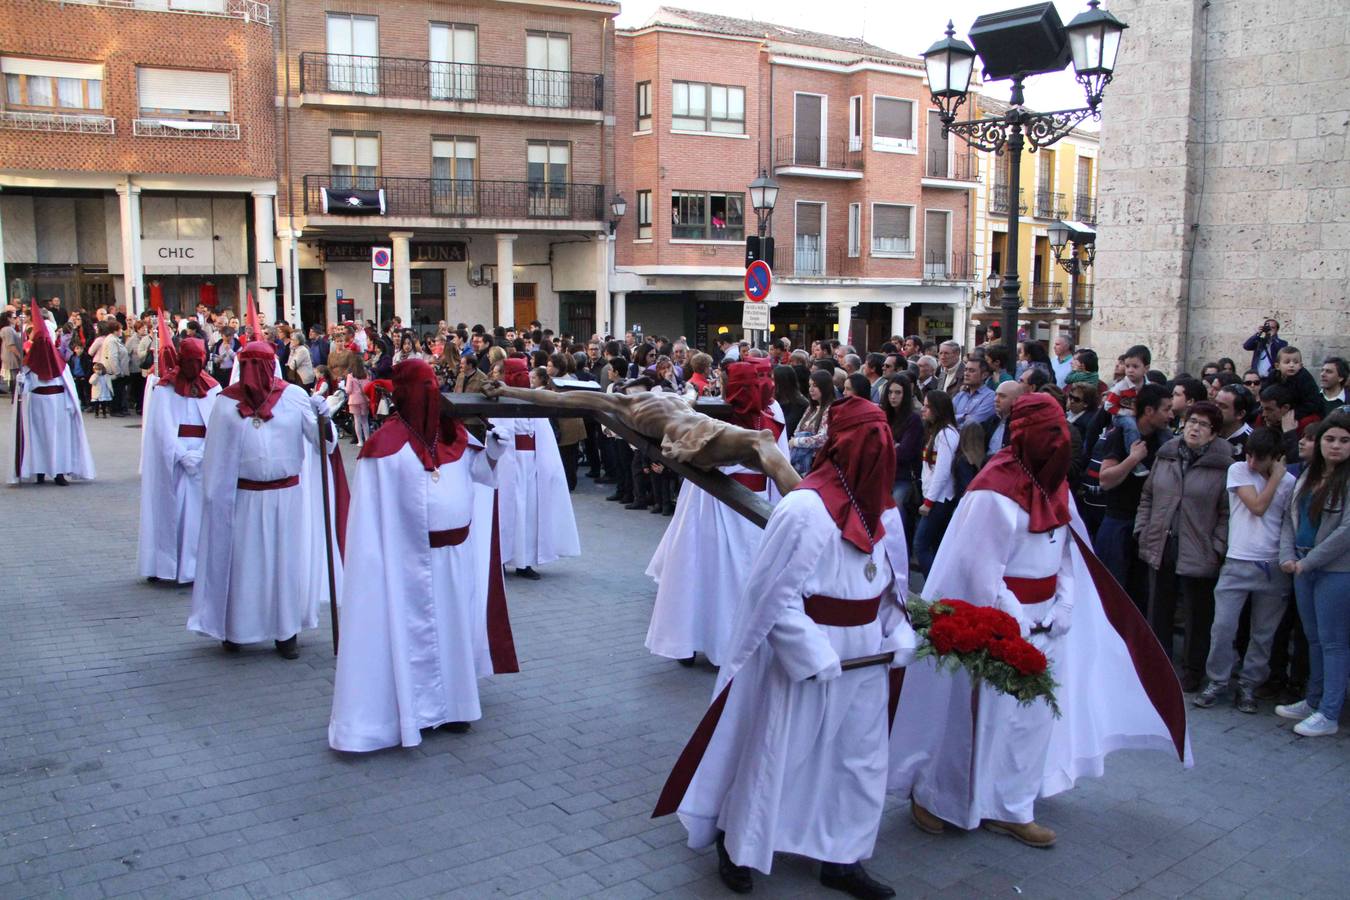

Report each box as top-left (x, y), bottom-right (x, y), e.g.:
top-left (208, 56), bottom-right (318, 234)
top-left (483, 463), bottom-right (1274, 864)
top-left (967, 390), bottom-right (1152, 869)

top-left (612, 7), bottom-right (977, 351)
top-left (0, 0), bottom-right (278, 318)
top-left (275, 0), bottom-right (619, 334)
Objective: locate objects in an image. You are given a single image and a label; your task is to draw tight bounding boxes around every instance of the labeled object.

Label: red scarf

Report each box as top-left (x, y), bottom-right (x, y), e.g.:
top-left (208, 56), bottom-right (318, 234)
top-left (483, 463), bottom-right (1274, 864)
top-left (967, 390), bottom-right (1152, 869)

top-left (25, 300), bottom-right (65, 380)
top-left (967, 393), bottom-right (1072, 533)
top-left (171, 337), bottom-right (218, 398)
top-left (503, 356), bottom-right (531, 388)
top-left (220, 341), bottom-right (285, 420)
top-left (794, 395), bottom-right (896, 553)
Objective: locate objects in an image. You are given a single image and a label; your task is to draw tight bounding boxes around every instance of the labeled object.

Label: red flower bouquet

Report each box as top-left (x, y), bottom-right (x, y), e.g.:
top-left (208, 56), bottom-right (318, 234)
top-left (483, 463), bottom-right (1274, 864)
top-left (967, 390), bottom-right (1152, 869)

top-left (908, 598), bottom-right (1060, 716)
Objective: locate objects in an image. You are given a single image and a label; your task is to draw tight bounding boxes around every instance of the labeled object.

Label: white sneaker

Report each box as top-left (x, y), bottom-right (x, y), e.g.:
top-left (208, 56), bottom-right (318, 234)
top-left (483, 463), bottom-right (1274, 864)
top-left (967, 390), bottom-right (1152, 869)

top-left (1294, 712), bottom-right (1339, 737)
top-left (1275, 699), bottom-right (1314, 720)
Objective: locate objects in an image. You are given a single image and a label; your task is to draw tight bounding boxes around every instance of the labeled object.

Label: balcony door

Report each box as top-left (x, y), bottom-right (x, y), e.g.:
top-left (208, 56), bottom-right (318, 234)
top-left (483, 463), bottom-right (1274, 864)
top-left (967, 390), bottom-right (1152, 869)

top-left (924, 210), bottom-right (950, 278)
top-left (526, 31), bottom-right (569, 108)
top-left (794, 93), bottom-right (825, 166)
top-left (795, 202), bottom-right (825, 275)
top-left (429, 23), bottom-right (476, 101)
top-left (927, 110), bottom-right (950, 178)
top-left (325, 14), bottom-right (378, 95)
top-left (527, 141), bottom-right (569, 217)
top-left (432, 137), bottom-right (477, 215)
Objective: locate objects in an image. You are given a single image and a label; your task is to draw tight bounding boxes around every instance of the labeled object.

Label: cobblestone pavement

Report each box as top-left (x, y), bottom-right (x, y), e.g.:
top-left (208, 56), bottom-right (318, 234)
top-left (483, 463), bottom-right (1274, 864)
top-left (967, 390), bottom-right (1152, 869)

top-left (2, 408), bottom-right (1348, 899)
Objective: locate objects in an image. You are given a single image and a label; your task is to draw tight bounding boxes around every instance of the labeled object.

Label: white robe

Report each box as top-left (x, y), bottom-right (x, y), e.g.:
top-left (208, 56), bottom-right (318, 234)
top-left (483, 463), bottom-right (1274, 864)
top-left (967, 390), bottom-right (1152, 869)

top-left (888, 491), bottom-right (1193, 829)
top-left (489, 417), bottom-right (580, 569)
top-left (668, 491), bottom-right (915, 874)
top-left (138, 384), bottom-right (221, 582)
top-left (187, 386), bottom-right (342, 644)
top-left (645, 403), bottom-right (791, 665)
top-left (329, 436), bottom-right (514, 752)
top-left (8, 366), bottom-right (95, 484)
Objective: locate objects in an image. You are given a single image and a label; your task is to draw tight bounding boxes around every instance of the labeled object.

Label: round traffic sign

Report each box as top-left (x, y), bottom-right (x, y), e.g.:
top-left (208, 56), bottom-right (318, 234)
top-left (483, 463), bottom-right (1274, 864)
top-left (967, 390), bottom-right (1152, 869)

top-left (372, 248), bottom-right (391, 268)
top-left (744, 260), bottom-right (772, 302)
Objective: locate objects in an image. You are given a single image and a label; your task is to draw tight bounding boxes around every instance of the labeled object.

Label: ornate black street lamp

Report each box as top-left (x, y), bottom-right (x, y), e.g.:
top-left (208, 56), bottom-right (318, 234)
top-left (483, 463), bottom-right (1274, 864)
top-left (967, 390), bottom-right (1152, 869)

top-left (1048, 218), bottom-right (1096, 342)
top-left (609, 192), bottom-right (627, 235)
top-left (923, 1), bottom-right (1126, 347)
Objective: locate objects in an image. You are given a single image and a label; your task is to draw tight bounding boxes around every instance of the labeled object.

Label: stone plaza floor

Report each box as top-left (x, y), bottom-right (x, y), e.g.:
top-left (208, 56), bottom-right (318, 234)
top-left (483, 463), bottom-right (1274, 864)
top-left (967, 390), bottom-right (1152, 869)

top-left (2, 408), bottom-right (1349, 899)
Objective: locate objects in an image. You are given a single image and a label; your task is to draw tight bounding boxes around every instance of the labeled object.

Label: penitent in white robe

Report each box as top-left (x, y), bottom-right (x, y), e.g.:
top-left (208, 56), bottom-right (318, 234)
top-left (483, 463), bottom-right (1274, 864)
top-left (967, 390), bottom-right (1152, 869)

top-left (187, 386), bottom-right (342, 645)
top-left (645, 402), bottom-right (791, 665)
top-left (328, 435), bottom-right (517, 752)
top-left (489, 417), bottom-right (580, 569)
top-left (668, 491), bottom-right (915, 874)
top-left (8, 367), bottom-right (96, 484)
top-left (138, 384), bottom-right (220, 582)
top-left (888, 490), bottom-right (1192, 830)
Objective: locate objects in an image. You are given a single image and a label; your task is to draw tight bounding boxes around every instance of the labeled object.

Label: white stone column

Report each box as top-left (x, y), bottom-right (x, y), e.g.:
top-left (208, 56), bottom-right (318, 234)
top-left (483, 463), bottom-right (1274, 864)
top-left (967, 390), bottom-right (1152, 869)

top-left (612, 291), bottom-right (627, 338)
top-left (390, 231), bottom-right (413, 326)
top-left (886, 301), bottom-right (910, 341)
top-left (278, 229), bottom-right (296, 328)
top-left (496, 233), bottom-right (517, 328)
top-left (116, 182), bottom-right (144, 317)
top-left (954, 294), bottom-right (971, 347)
top-left (251, 190), bottom-right (277, 321)
top-left (594, 232), bottom-right (610, 338)
top-left (836, 301), bottom-right (858, 347)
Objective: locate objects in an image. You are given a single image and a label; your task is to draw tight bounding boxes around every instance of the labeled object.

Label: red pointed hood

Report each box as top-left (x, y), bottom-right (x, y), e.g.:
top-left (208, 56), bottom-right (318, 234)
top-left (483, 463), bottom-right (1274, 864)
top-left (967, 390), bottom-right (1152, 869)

top-left (25, 299), bottom-right (65, 380)
top-left (219, 341), bottom-right (284, 419)
top-left (172, 338), bottom-right (218, 398)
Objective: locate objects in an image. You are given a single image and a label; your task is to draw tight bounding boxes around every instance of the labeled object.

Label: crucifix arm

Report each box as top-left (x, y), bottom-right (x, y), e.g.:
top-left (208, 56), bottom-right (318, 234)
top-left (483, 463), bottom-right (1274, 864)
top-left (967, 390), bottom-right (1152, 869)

top-left (480, 381), bottom-right (627, 416)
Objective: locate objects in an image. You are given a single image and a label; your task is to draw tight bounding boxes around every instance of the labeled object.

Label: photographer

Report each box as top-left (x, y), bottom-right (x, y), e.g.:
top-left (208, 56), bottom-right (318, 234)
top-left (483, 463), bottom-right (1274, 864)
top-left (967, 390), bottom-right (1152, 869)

top-left (1243, 318), bottom-right (1288, 380)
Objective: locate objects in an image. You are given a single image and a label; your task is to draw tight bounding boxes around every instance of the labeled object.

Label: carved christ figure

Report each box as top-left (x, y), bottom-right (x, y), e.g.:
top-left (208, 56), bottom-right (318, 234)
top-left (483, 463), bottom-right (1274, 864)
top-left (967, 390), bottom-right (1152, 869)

top-left (478, 382), bottom-right (802, 496)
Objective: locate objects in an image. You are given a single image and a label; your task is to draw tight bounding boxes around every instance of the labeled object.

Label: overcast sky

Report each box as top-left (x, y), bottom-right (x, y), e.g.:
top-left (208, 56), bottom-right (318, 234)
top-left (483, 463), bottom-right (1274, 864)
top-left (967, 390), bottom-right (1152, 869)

top-left (615, 0), bottom-right (1107, 121)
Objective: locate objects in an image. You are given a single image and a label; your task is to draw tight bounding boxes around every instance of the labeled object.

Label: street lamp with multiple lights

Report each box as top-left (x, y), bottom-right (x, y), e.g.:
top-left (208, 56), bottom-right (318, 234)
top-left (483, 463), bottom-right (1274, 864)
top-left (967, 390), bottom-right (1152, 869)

top-left (1048, 218), bottom-right (1096, 343)
top-left (745, 169), bottom-right (779, 346)
top-left (923, 0), bottom-right (1126, 347)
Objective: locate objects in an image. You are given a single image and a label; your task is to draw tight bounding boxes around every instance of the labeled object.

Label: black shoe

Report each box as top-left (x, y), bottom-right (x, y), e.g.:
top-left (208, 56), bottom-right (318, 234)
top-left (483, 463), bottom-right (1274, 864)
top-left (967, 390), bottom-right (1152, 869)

top-left (1236, 685), bottom-right (1258, 714)
top-left (1193, 681), bottom-right (1224, 708)
top-left (515, 567), bottom-right (542, 581)
top-left (678, 653), bottom-right (697, 668)
top-left (221, 640), bottom-right (241, 653)
top-left (715, 833), bottom-right (753, 894)
top-left (649, 503), bottom-right (664, 514)
top-left (820, 862), bottom-right (895, 900)
top-left (1180, 671), bottom-right (1204, 693)
top-left (53, 474), bottom-right (69, 486)
top-left (625, 501), bottom-right (650, 511)
top-left (36, 474), bottom-right (45, 484)
top-left (606, 492), bottom-right (625, 502)
top-left (275, 636), bottom-right (299, 660)
top-left (441, 721), bottom-right (471, 733)
top-left (1254, 678), bottom-right (1286, 700)
top-left (662, 503), bottom-right (676, 516)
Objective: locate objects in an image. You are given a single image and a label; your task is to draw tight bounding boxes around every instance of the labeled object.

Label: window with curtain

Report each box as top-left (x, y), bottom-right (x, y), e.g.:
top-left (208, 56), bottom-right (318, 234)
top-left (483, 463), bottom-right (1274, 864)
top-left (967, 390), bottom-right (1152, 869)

top-left (330, 132), bottom-right (380, 189)
top-left (526, 31), bottom-right (570, 108)
top-left (2, 58), bottom-right (103, 112)
top-left (636, 190), bottom-right (652, 239)
top-left (670, 191), bottom-right (743, 240)
top-left (635, 81), bottom-right (652, 131)
top-left (848, 203), bottom-right (861, 258)
top-left (871, 203), bottom-right (913, 255)
top-left (429, 23), bottom-right (477, 101)
top-left (432, 136), bottom-right (477, 214)
top-left (672, 81), bottom-right (744, 133)
top-left (873, 96), bottom-right (915, 152)
top-left (326, 13), bottom-right (379, 94)
top-left (137, 67), bottom-right (231, 120)
top-left (527, 141), bottom-right (570, 215)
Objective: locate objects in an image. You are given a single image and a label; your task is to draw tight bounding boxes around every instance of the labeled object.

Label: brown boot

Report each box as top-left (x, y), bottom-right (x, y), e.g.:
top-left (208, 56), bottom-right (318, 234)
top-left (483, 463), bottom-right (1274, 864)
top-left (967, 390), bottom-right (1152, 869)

top-left (981, 819), bottom-right (1056, 848)
top-left (910, 799), bottom-right (946, 835)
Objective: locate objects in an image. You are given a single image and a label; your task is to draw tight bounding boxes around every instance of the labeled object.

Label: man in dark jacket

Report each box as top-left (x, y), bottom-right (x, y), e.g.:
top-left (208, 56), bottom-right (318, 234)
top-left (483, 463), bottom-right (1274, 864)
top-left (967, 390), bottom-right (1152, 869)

top-left (1242, 318), bottom-right (1287, 379)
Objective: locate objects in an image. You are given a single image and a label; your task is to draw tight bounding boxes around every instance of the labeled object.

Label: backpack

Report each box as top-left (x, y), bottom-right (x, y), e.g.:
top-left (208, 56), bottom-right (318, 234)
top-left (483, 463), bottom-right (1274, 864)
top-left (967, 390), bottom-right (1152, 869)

top-left (1079, 425), bottom-right (1115, 513)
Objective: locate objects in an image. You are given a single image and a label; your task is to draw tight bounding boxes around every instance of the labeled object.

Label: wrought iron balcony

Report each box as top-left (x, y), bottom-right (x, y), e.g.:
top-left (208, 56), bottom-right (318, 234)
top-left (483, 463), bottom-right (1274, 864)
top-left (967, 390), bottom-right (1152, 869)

top-left (0, 110), bottom-right (115, 133)
top-left (46, 0), bottom-right (271, 25)
top-left (924, 150), bottom-right (979, 182)
top-left (773, 135), bottom-right (863, 173)
top-left (990, 185), bottom-right (1026, 215)
top-left (1034, 190), bottom-right (1067, 219)
top-left (1027, 281), bottom-right (1065, 310)
top-left (1074, 196), bottom-right (1097, 224)
top-left (923, 250), bottom-right (973, 281)
top-left (1070, 281), bottom-right (1094, 314)
top-left (299, 52), bottom-right (603, 113)
top-left (134, 118), bottom-right (239, 139)
top-left (303, 175), bottom-right (605, 222)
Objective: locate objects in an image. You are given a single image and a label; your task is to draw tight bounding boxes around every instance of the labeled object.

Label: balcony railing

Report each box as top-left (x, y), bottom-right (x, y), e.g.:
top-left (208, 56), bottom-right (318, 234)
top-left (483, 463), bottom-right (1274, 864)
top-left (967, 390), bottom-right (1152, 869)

top-left (923, 250), bottom-right (973, 281)
top-left (991, 185), bottom-right (1026, 215)
top-left (925, 150), bottom-right (978, 182)
top-left (794, 236), bottom-right (825, 275)
top-left (1027, 281), bottom-right (1065, 310)
top-left (48, 0), bottom-right (271, 25)
top-left (0, 110), bottom-right (115, 133)
top-left (1074, 196), bottom-right (1097, 224)
top-left (1034, 190), bottom-right (1067, 219)
top-left (773, 135), bottom-right (863, 172)
top-left (1070, 281), bottom-right (1094, 314)
top-left (299, 52), bottom-right (603, 112)
top-left (303, 175), bottom-right (605, 221)
top-left (133, 118), bottom-right (239, 139)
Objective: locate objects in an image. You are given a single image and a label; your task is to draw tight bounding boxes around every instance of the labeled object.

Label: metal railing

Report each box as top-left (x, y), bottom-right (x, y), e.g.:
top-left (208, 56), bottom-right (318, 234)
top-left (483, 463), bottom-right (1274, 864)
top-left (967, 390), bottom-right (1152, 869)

top-left (1074, 196), bottom-right (1097, 224)
top-left (1070, 281), bottom-right (1094, 314)
top-left (1028, 281), bottom-right (1065, 310)
top-left (299, 52), bottom-right (603, 112)
top-left (47, 0), bottom-right (271, 25)
top-left (773, 135), bottom-right (863, 172)
top-left (0, 110), bottom-right (115, 133)
top-left (991, 185), bottom-right (1026, 215)
top-left (303, 174), bottom-right (605, 221)
top-left (1035, 190), bottom-right (1067, 219)
top-left (923, 250), bottom-right (973, 281)
top-left (133, 118), bottom-right (239, 139)
top-left (794, 236), bottom-right (825, 275)
top-left (925, 150), bottom-right (979, 181)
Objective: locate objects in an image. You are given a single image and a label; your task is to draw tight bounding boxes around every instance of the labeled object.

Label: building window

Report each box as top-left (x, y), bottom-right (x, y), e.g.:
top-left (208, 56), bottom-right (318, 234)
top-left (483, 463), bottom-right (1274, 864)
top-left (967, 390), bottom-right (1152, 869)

top-left (526, 31), bottom-right (570, 108)
top-left (871, 203), bottom-right (914, 256)
top-left (636, 189), bottom-right (652, 239)
top-left (137, 67), bottom-right (230, 120)
top-left (2, 58), bottom-right (103, 112)
top-left (527, 140), bottom-right (570, 215)
top-left (795, 202), bottom-right (825, 276)
top-left (331, 131), bottom-right (380, 189)
top-left (325, 13), bottom-right (379, 95)
top-left (848, 203), bottom-right (861, 258)
top-left (672, 81), bottom-right (745, 134)
top-left (873, 96), bottom-right (915, 153)
top-left (635, 81), bottom-right (652, 131)
top-left (848, 95), bottom-right (862, 151)
top-left (924, 209), bottom-right (951, 277)
top-left (671, 191), bottom-right (744, 240)
top-left (429, 23), bottom-right (477, 101)
top-left (432, 136), bottom-right (477, 214)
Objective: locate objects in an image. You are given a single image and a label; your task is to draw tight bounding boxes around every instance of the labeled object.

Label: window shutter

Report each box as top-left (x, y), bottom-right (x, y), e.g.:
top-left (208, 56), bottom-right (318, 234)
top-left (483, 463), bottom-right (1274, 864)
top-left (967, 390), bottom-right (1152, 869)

top-left (330, 135), bottom-right (354, 166)
top-left (875, 205), bottom-right (909, 239)
top-left (354, 136), bottom-right (379, 167)
top-left (138, 68), bottom-right (230, 113)
top-left (1, 57), bottom-right (103, 80)
top-left (874, 98), bottom-right (912, 140)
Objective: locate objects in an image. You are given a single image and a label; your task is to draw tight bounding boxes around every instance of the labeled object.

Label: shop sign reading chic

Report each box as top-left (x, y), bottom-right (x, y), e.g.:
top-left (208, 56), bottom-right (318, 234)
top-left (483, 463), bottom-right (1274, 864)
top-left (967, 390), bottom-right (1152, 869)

top-left (142, 239), bottom-right (215, 265)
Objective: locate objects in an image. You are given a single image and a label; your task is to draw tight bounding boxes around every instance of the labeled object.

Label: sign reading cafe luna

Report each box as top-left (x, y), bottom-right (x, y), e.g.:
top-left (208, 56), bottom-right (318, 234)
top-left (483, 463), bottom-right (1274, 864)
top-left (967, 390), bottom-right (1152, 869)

top-left (142, 239), bottom-right (215, 266)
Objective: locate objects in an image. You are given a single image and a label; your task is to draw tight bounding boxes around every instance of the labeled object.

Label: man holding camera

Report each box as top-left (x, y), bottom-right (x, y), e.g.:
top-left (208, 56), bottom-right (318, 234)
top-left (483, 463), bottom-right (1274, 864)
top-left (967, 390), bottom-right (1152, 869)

top-left (1243, 319), bottom-right (1287, 380)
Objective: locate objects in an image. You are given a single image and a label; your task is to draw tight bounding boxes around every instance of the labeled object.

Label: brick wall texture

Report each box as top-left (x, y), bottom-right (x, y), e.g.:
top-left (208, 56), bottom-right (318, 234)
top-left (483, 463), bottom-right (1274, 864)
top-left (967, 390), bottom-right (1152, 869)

top-left (1092, 0), bottom-right (1350, 372)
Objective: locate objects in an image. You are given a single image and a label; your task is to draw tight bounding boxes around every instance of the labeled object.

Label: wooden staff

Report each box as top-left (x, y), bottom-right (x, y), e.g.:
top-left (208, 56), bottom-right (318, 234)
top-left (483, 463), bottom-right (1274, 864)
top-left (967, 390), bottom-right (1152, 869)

top-left (840, 651), bottom-right (895, 671)
top-left (316, 411), bottom-right (339, 655)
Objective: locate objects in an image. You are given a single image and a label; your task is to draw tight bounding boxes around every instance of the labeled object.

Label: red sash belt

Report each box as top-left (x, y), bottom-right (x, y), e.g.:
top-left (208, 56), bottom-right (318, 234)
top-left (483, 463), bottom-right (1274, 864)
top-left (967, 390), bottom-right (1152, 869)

top-left (730, 472), bottom-right (767, 492)
top-left (1004, 575), bottom-right (1057, 604)
top-left (33, 385), bottom-right (65, 395)
top-left (237, 475), bottom-right (299, 491)
top-left (514, 434), bottom-right (536, 451)
top-left (177, 424), bottom-right (207, 439)
top-left (804, 594), bottom-right (882, 627)
top-left (428, 525), bottom-right (470, 548)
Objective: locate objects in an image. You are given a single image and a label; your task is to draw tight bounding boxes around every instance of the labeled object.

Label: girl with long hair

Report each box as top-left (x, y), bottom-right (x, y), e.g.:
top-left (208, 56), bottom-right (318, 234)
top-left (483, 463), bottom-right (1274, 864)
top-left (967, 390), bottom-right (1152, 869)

top-left (773, 364), bottom-right (808, 438)
top-left (788, 369), bottom-right (835, 475)
top-left (884, 374), bottom-right (924, 537)
top-left (913, 389), bottom-right (960, 573)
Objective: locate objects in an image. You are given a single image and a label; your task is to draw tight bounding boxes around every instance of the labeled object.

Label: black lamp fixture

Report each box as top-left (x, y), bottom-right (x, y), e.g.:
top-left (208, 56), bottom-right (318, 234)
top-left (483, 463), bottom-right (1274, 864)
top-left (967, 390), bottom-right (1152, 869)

top-left (974, 270), bottom-right (1002, 303)
top-left (1065, 0), bottom-right (1128, 109)
top-left (1048, 218), bottom-right (1097, 342)
top-left (748, 169), bottom-right (779, 218)
top-left (608, 192), bottom-right (626, 234)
